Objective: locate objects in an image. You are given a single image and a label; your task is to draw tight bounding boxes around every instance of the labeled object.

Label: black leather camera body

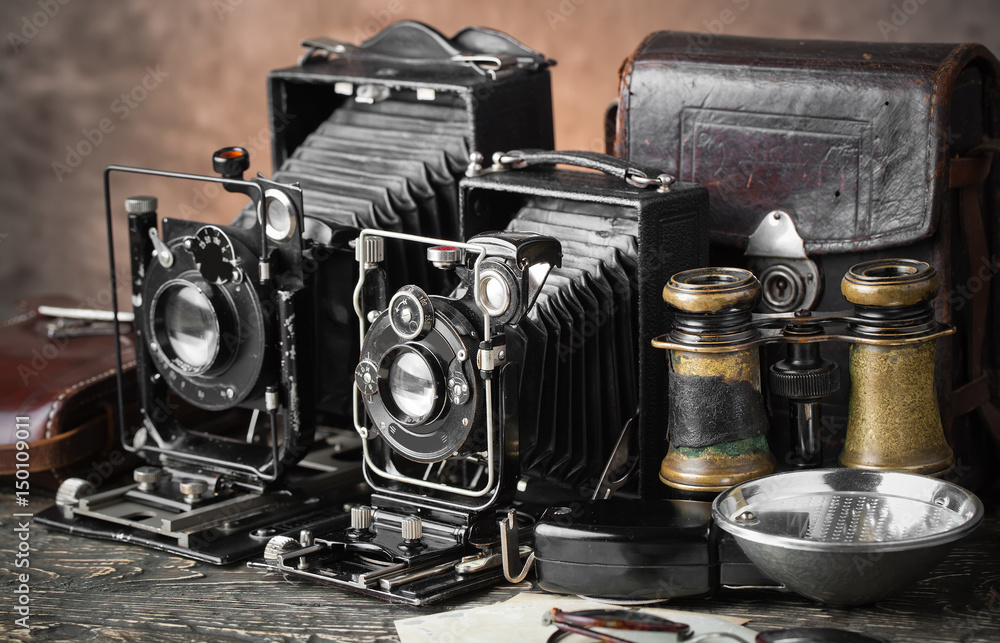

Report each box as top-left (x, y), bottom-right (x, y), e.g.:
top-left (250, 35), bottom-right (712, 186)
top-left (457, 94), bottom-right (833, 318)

top-left (264, 20), bottom-right (555, 429)
top-left (250, 151), bottom-right (708, 604)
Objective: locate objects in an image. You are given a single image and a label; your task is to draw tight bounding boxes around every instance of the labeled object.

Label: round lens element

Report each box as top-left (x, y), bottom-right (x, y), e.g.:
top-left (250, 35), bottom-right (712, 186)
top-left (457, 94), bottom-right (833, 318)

top-left (480, 270), bottom-right (510, 316)
top-left (387, 350), bottom-right (437, 422)
top-left (159, 284), bottom-right (219, 371)
top-left (264, 190), bottom-right (297, 241)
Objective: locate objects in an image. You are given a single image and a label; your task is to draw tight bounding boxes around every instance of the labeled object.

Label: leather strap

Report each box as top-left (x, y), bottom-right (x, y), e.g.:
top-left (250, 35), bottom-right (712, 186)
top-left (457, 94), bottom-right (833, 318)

top-left (0, 413), bottom-right (111, 475)
top-left (949, 148), bottom-right (1000, 444)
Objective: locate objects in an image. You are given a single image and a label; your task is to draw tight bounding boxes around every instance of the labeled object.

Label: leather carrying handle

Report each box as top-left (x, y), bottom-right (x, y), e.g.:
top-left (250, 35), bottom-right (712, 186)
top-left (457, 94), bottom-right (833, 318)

top-left (500, 149), bottom-right (674, 189)
top-left (301, 21), bottom-right (547, 68)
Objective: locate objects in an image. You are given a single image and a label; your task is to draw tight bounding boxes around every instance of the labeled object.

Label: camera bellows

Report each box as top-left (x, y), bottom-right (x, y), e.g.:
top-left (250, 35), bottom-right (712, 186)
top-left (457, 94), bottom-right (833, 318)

top-left (506, 202), bottom-right (640, 494)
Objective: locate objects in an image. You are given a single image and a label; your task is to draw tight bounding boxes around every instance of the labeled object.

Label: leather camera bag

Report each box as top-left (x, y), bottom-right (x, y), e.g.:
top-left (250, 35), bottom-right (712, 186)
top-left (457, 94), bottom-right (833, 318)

top-left (614, 33), bottom-right (1000, 483)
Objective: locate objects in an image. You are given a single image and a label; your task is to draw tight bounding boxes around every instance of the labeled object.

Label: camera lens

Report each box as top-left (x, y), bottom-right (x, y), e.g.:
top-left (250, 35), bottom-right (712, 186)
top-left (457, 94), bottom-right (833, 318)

top-left (156, 282), bottom-right (220, 372)
top-left (387, 350), bottom-right (436, 421)
top-left (479, 270), bottom-right (511, 316)
top-left (264, 189), bottom-right (297, 241)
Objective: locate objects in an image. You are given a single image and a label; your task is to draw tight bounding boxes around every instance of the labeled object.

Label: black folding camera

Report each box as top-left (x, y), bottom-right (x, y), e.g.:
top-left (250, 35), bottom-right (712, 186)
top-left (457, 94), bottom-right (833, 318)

top-left (250, 151), bottom-right (708, 604)
top-left (35, 151), bottom-right (370, 564)
top-left (36, 21), bottom-right (556, 564)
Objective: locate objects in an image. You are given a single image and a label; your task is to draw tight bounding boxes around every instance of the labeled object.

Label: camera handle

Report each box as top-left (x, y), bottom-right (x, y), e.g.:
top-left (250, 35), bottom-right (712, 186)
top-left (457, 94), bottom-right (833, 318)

top-left (470, 149), bottom-right (676, 192)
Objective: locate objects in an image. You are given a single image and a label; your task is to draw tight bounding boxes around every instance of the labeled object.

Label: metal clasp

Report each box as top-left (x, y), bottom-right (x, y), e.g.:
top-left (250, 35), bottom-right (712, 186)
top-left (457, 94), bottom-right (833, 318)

top-left (450, 54), bottom-right (517, 80)
top-left (499, 509), bottom-right (535, 583)
top-left (626, 170), bottom-right (676, 192)
top-left (36, 305), bottom-right (135, 339)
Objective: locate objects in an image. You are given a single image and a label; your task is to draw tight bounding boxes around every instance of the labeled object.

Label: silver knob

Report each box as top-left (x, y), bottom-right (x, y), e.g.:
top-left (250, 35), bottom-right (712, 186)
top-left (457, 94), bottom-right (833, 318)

top-left (133, 466), bottom-right (163, 492)
top-left (362, 235), bottom-right (384, 266)
top-left (263, 535), bottom-right (300, 566)
top-left (351, 505), bottom-right (373, 531)
top-left (401, 515), bottom-right (422, 542)
top-left (124, 195), bottom-right (158, 215)
top-left (427, 245), bottom-right (465, 269)
top-left (179, 479), bottom-right (208, 503)
top-left (55, 478), bottom-right (95, 507)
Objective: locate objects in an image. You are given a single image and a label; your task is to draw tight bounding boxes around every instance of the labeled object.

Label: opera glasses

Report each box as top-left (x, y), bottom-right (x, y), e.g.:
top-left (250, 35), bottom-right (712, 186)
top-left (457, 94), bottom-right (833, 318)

top-left (652, 259), bottom-right (956, 495)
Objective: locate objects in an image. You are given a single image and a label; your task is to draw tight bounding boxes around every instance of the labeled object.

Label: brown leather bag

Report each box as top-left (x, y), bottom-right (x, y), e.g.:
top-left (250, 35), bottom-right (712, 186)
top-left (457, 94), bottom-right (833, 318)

top-left (614, 33), bottom-right (1000, 483)
top-left (0, 298), bottom-right (138, 490)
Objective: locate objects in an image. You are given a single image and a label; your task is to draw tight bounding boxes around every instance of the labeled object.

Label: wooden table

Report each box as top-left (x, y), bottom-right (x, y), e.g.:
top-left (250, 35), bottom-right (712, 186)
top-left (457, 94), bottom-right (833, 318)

top-left (3, 488), bottom-right (1000, 642)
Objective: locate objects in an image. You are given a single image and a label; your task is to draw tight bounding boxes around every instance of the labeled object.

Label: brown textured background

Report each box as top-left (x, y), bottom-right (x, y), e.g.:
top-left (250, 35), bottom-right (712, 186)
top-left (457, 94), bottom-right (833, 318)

top-left (1, 0), bottom-right (999, 319)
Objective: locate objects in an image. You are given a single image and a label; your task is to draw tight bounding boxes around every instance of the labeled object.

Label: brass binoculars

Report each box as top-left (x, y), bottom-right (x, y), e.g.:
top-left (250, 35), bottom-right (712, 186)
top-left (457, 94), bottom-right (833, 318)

top-left (652, 259), bottom-right (956, 494)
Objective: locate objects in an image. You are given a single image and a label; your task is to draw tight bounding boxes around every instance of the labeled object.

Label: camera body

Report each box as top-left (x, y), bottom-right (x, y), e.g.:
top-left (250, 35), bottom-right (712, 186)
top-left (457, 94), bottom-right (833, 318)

top-left (251, 151), bottom-right (709, 603)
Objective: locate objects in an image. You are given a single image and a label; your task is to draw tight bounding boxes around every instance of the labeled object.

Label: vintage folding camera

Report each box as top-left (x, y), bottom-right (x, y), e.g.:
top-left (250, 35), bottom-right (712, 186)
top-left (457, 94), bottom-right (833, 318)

top-left (615, 33), bottom-right (1000, 482)
top-left (263, 19), bottom-right (554, 426)
top-left (36, 21), bottom-right (556, 564)
top-left (34, 151), bottom-right (370, 564)
top-left (250, 151), bottom-right (709, 604)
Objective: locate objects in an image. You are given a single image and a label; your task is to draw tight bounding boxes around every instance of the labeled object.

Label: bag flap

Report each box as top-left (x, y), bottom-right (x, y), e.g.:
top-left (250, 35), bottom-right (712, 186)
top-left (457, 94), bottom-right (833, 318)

top-left (615, 32), bottom-right (1000, 253)
top-left (0, 298), bottom-right (136, 448)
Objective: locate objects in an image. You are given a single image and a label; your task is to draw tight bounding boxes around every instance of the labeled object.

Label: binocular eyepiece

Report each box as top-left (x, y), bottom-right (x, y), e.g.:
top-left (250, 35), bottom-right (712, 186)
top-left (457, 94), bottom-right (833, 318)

top-left (653, 259), bottom-right (955, 495)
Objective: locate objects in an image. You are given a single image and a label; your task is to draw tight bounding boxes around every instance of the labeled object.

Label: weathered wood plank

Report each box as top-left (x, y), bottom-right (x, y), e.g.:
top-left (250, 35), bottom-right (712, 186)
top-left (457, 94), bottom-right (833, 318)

top-left (2, 490), bottom-right (999, 642)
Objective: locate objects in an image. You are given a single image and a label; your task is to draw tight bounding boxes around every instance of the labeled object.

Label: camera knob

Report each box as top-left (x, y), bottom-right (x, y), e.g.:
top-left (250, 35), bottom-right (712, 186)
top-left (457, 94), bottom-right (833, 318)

top-left (55, 478), bottom-right (95, 507)
top-left (427, 245), bottom-right (465, 269)
top-left (400, 515), bottom-right (423, 542)
top-left (212, 146), bottom-right (250, 179)
top-left (389, 285), bottom-right (434, 340)
top-left (124, 195), bottom-right (158, 215)
top-left (354, 360), bottom-right (379, 396)
top-left (351, 505), bottom-right (373, 531)
top-left (179, 479), bottom-right (208, 503)
top-left (263, 535), bottom-right (300, 566)
top-left (133, 466), bottom-right (164, 492)
top-left (769, 360), bottom-right (841, 400)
